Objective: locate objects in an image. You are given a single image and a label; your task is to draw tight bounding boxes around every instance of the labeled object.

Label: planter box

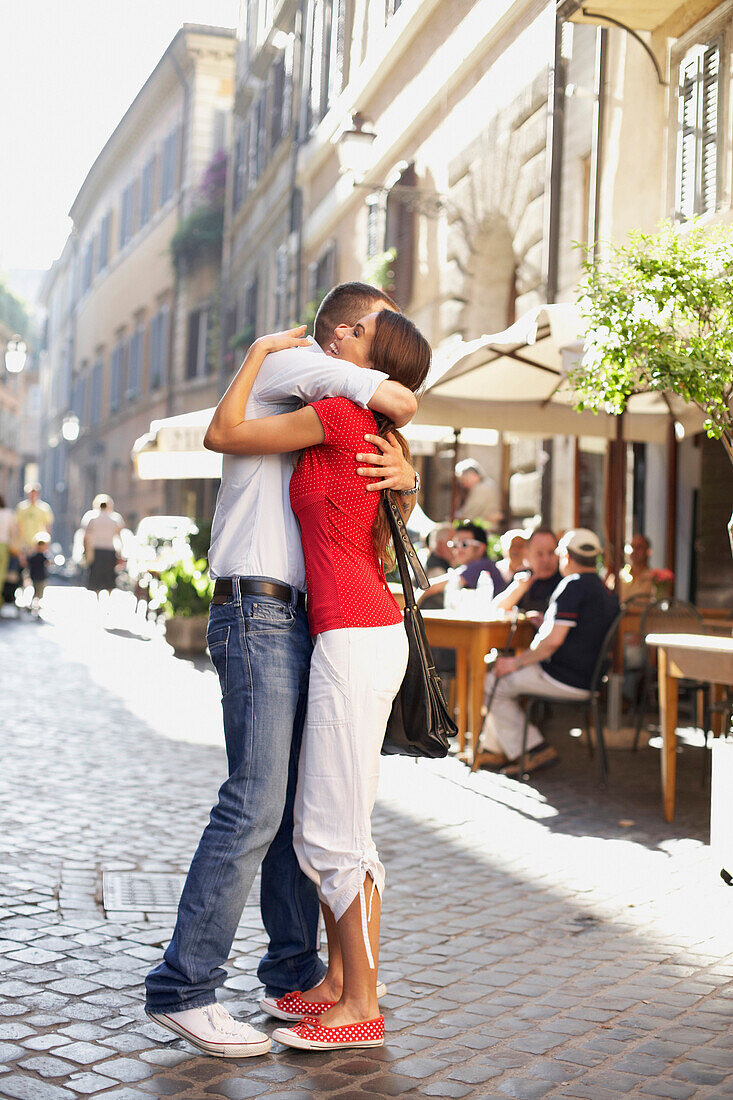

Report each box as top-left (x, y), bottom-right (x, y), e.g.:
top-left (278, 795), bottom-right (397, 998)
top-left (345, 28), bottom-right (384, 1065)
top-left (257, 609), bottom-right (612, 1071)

top-left (165, 614), bottom-right (208, 654)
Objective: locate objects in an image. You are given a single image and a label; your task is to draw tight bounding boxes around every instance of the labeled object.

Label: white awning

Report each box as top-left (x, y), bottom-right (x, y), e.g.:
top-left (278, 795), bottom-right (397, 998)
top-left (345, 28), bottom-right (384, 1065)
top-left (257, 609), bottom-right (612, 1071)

top-left (132, 407), bottom-right (222, 481)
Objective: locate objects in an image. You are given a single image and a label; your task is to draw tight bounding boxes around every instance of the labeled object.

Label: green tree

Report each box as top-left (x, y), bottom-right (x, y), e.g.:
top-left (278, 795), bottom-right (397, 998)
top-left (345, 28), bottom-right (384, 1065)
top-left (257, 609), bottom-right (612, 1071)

top-left (572, 221), bottom-right (733, 464)
top-left (0, 277), bottom-right (31, 339)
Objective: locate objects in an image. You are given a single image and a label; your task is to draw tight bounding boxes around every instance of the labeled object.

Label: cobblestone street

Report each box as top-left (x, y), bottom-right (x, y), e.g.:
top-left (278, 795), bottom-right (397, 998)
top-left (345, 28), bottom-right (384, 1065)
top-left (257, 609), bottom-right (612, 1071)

top-left (1, 586), bottom-right (732, 1099)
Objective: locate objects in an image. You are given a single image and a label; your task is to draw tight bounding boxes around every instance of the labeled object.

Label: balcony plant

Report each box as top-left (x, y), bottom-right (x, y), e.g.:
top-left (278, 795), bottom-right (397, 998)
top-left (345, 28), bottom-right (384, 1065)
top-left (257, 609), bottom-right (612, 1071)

top-left (361, 247), bottom-right (396, 292)
top-left (170, 152), bottom-right (227, 277)
top-left (160, 558), bottom-right (213, 653)
top-left (571, 221), bottom-right (733, 554)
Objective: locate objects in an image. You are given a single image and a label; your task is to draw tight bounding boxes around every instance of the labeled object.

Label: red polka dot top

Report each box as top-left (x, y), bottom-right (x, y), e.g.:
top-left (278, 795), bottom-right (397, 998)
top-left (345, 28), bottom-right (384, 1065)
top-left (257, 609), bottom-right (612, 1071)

top-left (289, 397), bottom-right (403, 636)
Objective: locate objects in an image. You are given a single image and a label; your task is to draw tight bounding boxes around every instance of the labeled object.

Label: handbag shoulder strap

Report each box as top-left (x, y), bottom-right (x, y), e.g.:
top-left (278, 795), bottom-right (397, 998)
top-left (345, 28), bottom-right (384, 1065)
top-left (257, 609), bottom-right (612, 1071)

top-left (383, 492), bottom-right (430, 597)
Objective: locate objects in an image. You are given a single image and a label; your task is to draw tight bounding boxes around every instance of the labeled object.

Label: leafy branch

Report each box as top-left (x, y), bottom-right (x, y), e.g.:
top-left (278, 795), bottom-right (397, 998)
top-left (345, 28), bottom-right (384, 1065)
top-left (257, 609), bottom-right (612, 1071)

top-left (571, 221), bottom-right (733, 463)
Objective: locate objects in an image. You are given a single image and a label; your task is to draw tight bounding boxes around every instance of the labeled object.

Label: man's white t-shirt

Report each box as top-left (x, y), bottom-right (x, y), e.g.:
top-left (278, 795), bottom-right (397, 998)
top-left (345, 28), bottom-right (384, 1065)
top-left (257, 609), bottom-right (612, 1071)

top-left (207, 341), bottom-right (387, 589)
top-left (81, 509), bottom-right (124, 550)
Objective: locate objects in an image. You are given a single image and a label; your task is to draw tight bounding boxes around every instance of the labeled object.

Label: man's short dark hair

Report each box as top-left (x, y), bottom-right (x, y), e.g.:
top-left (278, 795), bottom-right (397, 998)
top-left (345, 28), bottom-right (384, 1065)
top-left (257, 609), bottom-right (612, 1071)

top-left (527, 524), bottom-right (556, 544)
top-left (454, 521), bottom-right (487, 546)
top-left (313, 281), bottom-right (399, 349)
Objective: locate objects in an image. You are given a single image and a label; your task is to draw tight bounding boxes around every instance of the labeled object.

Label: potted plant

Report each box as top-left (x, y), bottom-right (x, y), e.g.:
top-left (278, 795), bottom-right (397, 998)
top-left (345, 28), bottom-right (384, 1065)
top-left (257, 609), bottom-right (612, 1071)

top-left (160, 558), bottom-right (213, 654)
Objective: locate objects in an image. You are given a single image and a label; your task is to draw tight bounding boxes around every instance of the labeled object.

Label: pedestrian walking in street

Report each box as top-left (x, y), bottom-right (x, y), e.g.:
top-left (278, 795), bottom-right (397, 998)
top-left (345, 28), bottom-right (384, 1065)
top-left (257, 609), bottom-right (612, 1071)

top-left (0, 494), bottom-right (18, 603)
top-left (203, 308), bottom-right (431, 1053)
top-left (80, 494), bottom-right (124, 601)
top-left (16, 482), bottom-right (53, 560)
top-left (26, 531), bottom-right (51, 613)
top-left (144, 282), bottom-right (420, 1058)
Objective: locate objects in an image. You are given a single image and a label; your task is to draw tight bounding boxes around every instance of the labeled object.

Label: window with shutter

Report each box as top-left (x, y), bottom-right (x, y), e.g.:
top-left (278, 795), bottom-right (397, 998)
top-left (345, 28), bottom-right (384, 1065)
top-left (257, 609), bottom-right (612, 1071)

top-left (89, 361), bottom-right (103, 426)
top-left (310, 0), bottom-right (326, 126)
top-left (385, 164), bottom-right (417, 307)
top-left (127, 326), bottom-right (143, 397)
top-left (140, 156), bottom-right (155, 227)
top-left (109, 341), bottom-right (124, 413)
top-left (328, 0), bottom-right (349, 108)
top-left (270, 58), bottom-right (286, 151)
top-left (675, 40), bottom-right (722, 220)
top-left (274, 244), bottom-right (289, 327)
top-left (186, 311), bottom-right (202, 380)
top-left (98, 212), bottom-right (111, 272)
top-left (700, 42), bottom-right (720, 215)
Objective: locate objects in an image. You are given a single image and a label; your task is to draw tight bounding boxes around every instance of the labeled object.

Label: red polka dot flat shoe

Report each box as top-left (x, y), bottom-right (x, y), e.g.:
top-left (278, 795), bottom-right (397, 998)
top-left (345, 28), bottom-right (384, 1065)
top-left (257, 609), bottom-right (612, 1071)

top-left (272, 1014), bottom-right (385, 1050)
top-left (260, 980), bottom-right (387, 1022)
top-left (259, 990), bottom-right (336, 1022)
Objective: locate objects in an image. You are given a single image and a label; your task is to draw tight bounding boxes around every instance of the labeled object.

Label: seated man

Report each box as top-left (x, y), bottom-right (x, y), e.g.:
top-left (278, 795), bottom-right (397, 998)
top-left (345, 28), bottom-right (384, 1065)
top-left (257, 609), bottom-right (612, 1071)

top-left (491, 525), bottom-right (562, 617)
top-left (495, 529), bottom-right (528, 585)
top-left (479, 528), bottom-right (619, 775)
top-left (618, 533), bottom-right (654, 603)
top-left (425, 524), bottom-right (456, 579)
top-left (418, 522), bottom-right (507, 606)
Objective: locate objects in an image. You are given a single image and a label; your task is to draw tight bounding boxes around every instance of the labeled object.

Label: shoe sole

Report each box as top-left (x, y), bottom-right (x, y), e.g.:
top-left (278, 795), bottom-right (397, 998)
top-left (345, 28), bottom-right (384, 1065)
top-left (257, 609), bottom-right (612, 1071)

top-left (260, 981), bottom-right (388, 1022)
top-left (272, 1026), bottom-right (383, 1050)
top-left (145, 1011), bottom-right (271, 1058)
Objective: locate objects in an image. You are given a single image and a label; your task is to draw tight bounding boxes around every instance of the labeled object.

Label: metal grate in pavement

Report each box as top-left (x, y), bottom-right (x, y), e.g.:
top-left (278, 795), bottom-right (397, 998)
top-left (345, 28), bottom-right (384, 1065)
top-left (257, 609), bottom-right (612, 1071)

top-left (103, 872), bottom-right (187, 912)
top-left (102, 870), bottom-right (261, 912)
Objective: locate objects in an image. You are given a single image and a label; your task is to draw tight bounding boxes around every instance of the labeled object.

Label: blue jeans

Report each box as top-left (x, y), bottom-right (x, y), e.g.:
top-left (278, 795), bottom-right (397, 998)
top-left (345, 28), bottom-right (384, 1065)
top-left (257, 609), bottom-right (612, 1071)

top-left (145, 580), bottom-right (325, 1011)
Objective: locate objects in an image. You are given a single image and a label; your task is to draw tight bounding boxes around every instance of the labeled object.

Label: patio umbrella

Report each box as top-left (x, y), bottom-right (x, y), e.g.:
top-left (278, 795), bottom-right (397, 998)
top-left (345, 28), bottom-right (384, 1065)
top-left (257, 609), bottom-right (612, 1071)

top-left (418, 304), bottom-right (704, 443)
top-left (417, 304), bottom-right (704, 581)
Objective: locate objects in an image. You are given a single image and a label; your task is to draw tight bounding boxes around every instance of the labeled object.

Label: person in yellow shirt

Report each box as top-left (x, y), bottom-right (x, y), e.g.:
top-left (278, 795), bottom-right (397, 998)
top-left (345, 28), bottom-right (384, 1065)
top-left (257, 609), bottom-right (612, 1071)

top-left (16, 483), bottom-right (54, 561)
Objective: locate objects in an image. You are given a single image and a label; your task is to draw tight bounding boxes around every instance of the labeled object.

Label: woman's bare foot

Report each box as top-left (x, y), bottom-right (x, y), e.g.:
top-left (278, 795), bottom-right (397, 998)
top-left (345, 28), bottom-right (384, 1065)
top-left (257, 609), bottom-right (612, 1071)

top-left (316, 997), bottom-right (380, 1028)
top-left (300, 976), bottom-right (343, 1004)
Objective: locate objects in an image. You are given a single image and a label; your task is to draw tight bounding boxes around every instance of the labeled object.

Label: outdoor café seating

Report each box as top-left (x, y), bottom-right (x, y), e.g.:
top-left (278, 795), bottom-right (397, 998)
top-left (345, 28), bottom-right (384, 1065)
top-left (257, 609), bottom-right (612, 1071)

top-left (514, 609), bottom-right (625, 787)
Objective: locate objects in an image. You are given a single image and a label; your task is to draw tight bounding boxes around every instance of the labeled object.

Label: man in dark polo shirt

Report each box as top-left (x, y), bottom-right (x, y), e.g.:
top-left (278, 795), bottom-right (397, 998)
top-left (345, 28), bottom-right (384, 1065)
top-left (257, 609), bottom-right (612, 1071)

top-left (491, 525), bottom-right (562, 617)
top-left (478, 528), bottom-right (619, 774)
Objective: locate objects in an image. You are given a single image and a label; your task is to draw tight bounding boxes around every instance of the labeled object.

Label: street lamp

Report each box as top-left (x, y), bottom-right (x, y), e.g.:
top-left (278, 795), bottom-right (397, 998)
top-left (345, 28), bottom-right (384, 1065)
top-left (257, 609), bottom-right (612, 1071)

top-left (61, 413), bottom-right (80, 442)
top-left (335, 113), bottom-right (377, 181)
top-left (5, 336), bottom-right (27, 374)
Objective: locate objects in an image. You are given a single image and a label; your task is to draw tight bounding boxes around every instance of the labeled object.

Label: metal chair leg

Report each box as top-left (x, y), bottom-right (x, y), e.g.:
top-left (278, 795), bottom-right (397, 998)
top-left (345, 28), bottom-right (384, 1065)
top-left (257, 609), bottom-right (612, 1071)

top-left (632, 666), bottom-right (651, 751)
top-left (519, 700), bottom-right (532, 780)
top-left (584, 706), bottom-right (594, 758)
top-left (593, 698), bottom-right (609, 788)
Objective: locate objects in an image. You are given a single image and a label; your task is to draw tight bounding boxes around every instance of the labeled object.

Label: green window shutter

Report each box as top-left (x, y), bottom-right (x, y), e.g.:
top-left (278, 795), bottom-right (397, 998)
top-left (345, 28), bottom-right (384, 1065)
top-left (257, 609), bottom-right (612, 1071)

top-left (700, 40), bottom-right (721, 215)
top-left (676, 53), bottom-right (699, 221)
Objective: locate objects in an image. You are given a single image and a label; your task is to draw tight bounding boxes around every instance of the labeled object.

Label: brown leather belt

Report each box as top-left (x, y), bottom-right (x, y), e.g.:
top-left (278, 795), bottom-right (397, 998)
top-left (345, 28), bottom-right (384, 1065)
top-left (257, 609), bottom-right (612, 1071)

top-left (212, 578), bottom-right (306, 609)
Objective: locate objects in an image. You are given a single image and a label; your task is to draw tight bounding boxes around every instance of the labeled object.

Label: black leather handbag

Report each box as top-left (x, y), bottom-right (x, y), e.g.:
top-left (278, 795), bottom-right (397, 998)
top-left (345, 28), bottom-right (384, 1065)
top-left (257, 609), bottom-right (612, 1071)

top-left (381, 493), bottom-right (457, 758)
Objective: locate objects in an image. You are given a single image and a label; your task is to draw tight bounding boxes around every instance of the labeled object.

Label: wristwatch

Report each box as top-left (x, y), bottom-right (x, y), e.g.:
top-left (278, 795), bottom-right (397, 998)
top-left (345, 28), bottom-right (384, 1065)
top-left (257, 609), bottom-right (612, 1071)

top-left (399, 470), bottom-right (421, 497)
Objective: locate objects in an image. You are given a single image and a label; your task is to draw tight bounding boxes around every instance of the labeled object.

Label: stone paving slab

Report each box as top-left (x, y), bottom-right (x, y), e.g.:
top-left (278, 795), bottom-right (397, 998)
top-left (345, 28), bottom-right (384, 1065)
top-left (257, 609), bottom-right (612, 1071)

top-left (0, 588), bottom-right (732, 1098)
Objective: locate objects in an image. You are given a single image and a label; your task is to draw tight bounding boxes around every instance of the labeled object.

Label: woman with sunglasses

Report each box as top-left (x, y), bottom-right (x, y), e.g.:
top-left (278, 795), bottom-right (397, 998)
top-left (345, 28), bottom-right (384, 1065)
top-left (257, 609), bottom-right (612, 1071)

top-left (417, 521), bottom-right (507, 607)
top-left (204, 309), bottom-right (431, 1051)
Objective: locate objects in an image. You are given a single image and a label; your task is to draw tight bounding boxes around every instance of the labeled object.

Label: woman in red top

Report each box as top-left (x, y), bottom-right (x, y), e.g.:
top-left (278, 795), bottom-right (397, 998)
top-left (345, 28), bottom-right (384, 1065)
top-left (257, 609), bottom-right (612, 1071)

top-left (208, 309), bottom-right (430, 1051)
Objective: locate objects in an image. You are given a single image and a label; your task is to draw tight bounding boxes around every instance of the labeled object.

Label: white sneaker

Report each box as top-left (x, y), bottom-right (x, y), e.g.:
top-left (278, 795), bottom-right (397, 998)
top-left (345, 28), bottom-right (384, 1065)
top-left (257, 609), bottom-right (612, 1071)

top-left (146, 1002), bottom-right (271, 1058)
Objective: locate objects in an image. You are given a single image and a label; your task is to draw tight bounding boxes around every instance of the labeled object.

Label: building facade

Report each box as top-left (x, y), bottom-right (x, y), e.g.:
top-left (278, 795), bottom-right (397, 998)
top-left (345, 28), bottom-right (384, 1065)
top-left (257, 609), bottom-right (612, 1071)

top-left (40, 24), bottom-right (235, 548)
top-left (558, 0), bottom-right (732, 603)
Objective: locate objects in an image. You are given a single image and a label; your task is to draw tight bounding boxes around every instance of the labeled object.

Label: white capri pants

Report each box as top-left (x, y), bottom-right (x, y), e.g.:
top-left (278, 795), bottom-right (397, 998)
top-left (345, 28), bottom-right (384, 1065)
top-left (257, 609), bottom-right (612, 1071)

top-left (293, 622), bottom-right (408, 965)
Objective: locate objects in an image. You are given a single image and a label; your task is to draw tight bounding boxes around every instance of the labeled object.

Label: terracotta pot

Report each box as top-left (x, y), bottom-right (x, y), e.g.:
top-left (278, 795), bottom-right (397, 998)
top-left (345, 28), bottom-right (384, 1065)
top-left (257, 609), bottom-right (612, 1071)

top-left (165, 613), bottom-right (208, 654)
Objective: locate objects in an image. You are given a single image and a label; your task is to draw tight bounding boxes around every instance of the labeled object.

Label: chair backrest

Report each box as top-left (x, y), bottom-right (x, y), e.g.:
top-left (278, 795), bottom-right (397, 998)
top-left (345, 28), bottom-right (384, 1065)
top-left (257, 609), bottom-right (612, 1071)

top-left (589, 609), bottom-right (626, 696)
top-left (640, 598), bottom-right (704, 640)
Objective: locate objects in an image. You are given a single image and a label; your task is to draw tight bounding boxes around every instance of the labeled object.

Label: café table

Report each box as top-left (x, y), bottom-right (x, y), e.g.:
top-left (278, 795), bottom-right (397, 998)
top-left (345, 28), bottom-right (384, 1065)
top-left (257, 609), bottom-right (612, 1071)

top-left (646, 633), bottom-right (733, 822)
top-left (421, 610), bottom-right (534, 759)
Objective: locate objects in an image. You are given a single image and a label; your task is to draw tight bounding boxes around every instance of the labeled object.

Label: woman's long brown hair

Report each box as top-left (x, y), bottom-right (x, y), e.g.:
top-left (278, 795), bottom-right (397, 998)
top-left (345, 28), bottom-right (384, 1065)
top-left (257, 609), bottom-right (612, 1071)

top-left (368, 311), bottom-right (432, 566)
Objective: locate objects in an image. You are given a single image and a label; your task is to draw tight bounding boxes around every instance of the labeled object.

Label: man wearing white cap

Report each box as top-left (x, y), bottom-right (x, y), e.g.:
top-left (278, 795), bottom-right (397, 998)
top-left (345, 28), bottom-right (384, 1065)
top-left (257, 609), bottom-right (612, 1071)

top-left (479, 528), bottom-right (619, 775)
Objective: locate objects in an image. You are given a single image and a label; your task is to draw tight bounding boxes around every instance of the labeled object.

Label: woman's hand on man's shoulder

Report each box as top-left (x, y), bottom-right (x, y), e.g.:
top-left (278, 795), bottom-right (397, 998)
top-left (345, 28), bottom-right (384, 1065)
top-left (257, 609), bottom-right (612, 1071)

top-left (257, 325), bottom-right (312, 355)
